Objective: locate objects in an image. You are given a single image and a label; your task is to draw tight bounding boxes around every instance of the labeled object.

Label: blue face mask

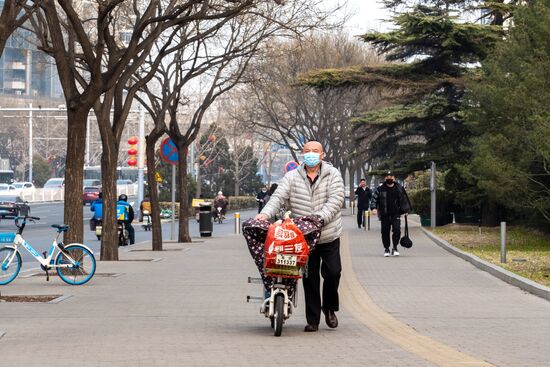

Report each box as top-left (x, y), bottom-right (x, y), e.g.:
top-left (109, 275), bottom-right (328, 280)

top-left (303, 152), bottom-right (321, 167)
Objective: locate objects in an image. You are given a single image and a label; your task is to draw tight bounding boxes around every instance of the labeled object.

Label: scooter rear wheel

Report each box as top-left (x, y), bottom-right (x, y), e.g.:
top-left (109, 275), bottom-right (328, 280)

top-left (273, 294), bottom-right (284, 337)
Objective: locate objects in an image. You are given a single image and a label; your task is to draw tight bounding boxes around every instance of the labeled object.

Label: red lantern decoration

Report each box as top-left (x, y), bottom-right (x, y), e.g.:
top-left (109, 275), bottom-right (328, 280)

top-left (127, 136), bottom-right (138, 167)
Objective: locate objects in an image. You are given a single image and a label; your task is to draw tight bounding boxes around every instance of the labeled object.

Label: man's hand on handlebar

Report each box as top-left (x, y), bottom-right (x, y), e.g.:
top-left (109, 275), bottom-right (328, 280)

top-left (255, 214), bottom-right (269, 221)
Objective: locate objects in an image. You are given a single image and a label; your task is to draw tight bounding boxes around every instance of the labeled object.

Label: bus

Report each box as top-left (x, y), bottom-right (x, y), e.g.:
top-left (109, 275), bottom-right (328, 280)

top-left (84, 166), bottom-right (146, 183)
top-left (0, 170), bottom-right (15, 184)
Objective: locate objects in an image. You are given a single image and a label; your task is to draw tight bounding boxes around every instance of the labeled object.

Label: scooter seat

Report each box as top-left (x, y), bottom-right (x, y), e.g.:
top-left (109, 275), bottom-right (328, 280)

top-left (51, 224), bottom-right (70, 232)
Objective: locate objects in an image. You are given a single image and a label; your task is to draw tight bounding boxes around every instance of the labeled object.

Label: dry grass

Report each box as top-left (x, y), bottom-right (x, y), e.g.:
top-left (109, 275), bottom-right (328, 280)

top-left (433, 224), bottom-right (550, 287)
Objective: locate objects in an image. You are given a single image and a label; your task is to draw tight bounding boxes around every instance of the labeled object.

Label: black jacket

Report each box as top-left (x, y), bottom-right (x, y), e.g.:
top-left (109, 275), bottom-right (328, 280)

top-left (370, 183), bottom-right (411, 216)
top-left (355, 186), bottom-right (372, 210)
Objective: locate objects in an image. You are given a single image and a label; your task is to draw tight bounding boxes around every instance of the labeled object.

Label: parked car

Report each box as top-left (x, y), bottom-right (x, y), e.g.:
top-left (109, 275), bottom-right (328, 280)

top-left (12, 182), bottom-right (35, 197)
top-left (83, 186), bottom-right (101, 205)
top-left (0, 183), bottom-right (17, 194)
top-left (44, 178), bottom-right (65, 189)
top-left (83, 179), bottom-right (101, 188)
top-left (0, 195), bottom-right (30, 219)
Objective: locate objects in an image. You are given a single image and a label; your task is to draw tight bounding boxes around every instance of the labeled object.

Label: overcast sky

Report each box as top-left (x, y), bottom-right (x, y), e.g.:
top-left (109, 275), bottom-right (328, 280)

top-left (339, 0), bottom-right (391, 35)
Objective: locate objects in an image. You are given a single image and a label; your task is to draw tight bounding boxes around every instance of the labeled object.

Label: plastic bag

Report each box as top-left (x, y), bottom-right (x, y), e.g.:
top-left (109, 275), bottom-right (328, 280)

top-left (264, 218), bottom-right (309, 277)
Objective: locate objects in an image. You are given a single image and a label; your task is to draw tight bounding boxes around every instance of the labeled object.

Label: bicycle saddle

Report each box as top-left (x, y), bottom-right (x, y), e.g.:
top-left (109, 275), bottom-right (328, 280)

top-left (51, 224), bottom-right (70, 232)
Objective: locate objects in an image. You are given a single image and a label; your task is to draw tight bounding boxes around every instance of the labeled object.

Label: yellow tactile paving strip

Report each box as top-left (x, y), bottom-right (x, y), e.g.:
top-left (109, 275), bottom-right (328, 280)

top-left (340, 233), bottom-right (494, 367)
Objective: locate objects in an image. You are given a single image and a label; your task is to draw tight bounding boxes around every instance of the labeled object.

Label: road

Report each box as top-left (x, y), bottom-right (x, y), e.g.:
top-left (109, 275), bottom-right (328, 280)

top-left (0, 201), bottom-right (257, 268)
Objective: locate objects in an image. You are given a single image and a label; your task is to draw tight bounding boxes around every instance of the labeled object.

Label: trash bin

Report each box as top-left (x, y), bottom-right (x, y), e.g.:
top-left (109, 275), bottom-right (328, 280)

top-left (199, 203), bottom-right (213, 237)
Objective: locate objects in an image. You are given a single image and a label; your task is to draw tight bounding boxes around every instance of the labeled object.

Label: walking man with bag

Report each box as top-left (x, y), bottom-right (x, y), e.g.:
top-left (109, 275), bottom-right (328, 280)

top-left (370, 171), bottom-right (411, 257)
top-left (355, 178), bottom-right (371, 229)
top-left (256, 141), bottom-right (345, 332)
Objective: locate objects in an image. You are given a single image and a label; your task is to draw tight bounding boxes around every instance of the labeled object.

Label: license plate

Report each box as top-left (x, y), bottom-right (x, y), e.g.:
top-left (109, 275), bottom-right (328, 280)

top-left (275, 254), bottom-right (297, 266)
top-left (95, 226), bottom-right (102, 236)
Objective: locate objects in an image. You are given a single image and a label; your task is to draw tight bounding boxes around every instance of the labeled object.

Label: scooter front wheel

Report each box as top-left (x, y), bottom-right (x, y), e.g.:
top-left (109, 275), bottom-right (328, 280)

top-left (273, 294), bottom-right (284, 337)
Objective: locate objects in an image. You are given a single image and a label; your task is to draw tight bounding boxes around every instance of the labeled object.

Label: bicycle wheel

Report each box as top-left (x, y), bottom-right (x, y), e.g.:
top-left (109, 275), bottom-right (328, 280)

top-left (55, 244), bottom-right (96, 285)
top-left (0, 247), bottom-right (22, 285)
top-left (273, 294), bottom-right (284, 337)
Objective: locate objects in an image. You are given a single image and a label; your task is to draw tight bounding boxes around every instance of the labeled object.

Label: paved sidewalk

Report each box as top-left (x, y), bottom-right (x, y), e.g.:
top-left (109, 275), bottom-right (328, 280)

top-left (349, 213), bottom-right (550, 366)
top-left (1, 212), bottom-right (550, 366)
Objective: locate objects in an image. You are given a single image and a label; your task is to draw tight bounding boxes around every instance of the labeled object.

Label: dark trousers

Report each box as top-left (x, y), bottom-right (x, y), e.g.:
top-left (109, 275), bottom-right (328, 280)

top-left (357, 208), bottom-right (366, 227)
top-left (126, 223), bottom-right (135, 244)
top-left (257, 202), bottom-right (264, 214)
top-left (303, 238), bottom-right (342, 326)
top-left (380, 215), bottom-right (401, 250)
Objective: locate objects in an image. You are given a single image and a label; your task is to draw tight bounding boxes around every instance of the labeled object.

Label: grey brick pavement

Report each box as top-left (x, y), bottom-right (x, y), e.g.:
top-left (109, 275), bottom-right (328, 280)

top-left (1, 213), bottom-right (549, 366)
top-left (0, 233), bottom-right (432, 367)
top-left (350, 214), bottom-right (550, 366)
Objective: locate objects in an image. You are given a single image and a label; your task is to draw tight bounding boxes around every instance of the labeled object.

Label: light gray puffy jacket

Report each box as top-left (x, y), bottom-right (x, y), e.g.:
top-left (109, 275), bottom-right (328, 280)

top-left (260, 162), bottom-right (344, 244)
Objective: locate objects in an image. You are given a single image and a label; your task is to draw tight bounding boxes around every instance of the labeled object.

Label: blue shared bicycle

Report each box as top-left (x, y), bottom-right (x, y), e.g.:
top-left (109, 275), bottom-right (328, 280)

top-left (0, 216), bottom-right (96, 285)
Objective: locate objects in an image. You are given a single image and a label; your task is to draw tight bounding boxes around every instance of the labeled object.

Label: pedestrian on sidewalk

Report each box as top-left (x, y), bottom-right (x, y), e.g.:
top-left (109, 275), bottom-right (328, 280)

top-left (263, 183), bottom-right (278, 206)
top-left (370, 171), bottom-right (410, 257)
top-left (256, 141), bottom-right (345, 333)
top-left (255, 186), bottom-right (268, 213)
top-left (355, 178), bottom-right (372, 229)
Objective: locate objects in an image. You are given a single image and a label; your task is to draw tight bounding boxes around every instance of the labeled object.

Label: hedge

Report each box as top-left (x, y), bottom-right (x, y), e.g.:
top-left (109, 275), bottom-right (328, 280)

top-left (407, 189), bottom-right (455, 217)
top-left (158, 196), bottom-right (257, 216)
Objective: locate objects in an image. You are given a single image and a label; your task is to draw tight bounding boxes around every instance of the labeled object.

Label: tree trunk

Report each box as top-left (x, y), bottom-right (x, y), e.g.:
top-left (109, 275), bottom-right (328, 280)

top-left (348, 168), bottom-right (355, 203)
top-left (146, 133), bottom-right (163, 251)
top-left (234, 153), bottom-right (240, 196)
top-left (63, 109), bottom-right (87, 244)
top-left (267, 149), bottom-right (273, 187)
top-left (481, 200), bottom-right (500, 227)
top-left (196, 160), bottom-right (202, 198)
top-left (100, 143), bottom-right (119, 261)
top-left (177, 152), bottom-right (192, 242)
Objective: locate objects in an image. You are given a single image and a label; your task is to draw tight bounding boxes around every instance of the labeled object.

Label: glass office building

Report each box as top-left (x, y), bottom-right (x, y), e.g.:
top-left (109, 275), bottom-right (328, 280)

top-left (0, 2), bottom-right (63, 98)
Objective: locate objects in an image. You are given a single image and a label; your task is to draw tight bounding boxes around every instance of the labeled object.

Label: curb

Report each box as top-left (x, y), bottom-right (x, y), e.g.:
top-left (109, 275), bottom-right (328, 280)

top-left (421, 227), bottom-right (550, 302)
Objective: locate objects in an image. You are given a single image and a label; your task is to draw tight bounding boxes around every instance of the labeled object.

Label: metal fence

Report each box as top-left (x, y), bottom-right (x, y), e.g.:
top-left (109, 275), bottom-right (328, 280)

top-left (20, 184), bottom-right (137, 203)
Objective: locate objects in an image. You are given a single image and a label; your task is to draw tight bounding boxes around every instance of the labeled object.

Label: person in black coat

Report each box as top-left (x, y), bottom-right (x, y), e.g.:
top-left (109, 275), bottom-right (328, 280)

top-left (370, 171), bottom-right (411, 257)
top-left (354, 178), bottom-right (372, 229)
top-left (255, 186), bottom-right (268, 213)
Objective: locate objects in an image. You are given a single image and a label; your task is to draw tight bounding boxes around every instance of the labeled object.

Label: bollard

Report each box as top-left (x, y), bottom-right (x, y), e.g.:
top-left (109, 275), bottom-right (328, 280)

top-left (500, 221), bottom-right (506, 263)
top-left (235, 212), bottom-right (241, 235)
top-left (367, 210), bottom-right (371, 231)
top-left (351, 201), bottom-right (355, 215)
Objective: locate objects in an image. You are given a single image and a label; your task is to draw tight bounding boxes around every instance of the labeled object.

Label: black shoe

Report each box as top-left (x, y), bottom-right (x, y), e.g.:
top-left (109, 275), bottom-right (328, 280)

top-left (304, 324), bottom-right (319, 332)
top-left (324, 310), bottom-right (338, 328)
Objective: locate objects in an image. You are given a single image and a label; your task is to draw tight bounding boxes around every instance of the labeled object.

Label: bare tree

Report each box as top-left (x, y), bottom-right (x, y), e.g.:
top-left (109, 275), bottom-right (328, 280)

top-left (29, 0), bottom-right (260, 256)
top-left (0, 0), bottom-right (38, 57)
top-left (234, 33), bottom-right (383, 197)
top-left (136, 0), bottom-right (339, 243)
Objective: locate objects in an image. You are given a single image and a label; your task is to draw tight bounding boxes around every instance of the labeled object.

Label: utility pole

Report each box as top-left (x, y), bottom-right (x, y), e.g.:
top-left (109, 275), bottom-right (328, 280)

top-left (85, 115), bottom-right (90, 167)
top-left (28, 103), bottom-right (33, 183)
top-left (137, 106), bottom-right (145, 213)
top-left (430, 161), bottom-right (437, 228)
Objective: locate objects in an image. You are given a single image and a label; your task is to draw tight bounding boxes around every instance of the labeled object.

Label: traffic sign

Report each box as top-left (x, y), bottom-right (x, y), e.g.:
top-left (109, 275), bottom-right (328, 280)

top-left (155, 172), bottom-right (163, 182)
top-left (160, 138), bottom-right (178, 165)
top-left (285, 161), bottom-right (299, 172)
